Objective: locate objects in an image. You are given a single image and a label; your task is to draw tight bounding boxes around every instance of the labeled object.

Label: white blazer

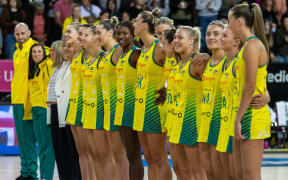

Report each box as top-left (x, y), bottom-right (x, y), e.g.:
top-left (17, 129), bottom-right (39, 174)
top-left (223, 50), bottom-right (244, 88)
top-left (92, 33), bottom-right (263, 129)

top-left (55, 61), bottom-right (72, 128)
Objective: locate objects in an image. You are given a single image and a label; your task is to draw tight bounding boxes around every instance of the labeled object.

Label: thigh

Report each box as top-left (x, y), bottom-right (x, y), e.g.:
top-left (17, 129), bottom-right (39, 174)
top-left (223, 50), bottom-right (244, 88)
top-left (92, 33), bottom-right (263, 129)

top-left (119, 127), bottom-right (141, 157)
top-left (240, 140), bottom-right (263, 171)
top-left (184, 144), bottom-right (202, 167)
top-left (145, 133), bottom-right (168, 157)
top-left (106, 131), bottom-right (126, 153)
top-left (138, 132), bottom-right (151, 161)
top-left (174, 143), bottom-right (189, 166)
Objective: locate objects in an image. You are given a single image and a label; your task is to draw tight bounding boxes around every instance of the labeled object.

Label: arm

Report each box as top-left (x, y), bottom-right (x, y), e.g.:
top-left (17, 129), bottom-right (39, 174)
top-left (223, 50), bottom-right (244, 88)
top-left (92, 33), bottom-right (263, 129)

top-left (250, 90), bottom-right (270, 109)
top-left (129, 48), bottom-right (141, 68)
top-left (234, 40), bottom-right (261, 139)
top-left (191, 53), bottom-right (210, 66)
top-left (154, 42), bottom-right (166, 66)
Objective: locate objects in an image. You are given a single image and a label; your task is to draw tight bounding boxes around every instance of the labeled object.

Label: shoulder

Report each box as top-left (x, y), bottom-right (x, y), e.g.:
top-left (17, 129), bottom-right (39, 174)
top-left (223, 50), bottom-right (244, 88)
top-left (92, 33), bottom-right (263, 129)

top-left (244, 38), bottom-right (266, 56)
top-left (130, 48), bottom-right (141, 59)
top-left (154, 42), bottom-right (165, 56)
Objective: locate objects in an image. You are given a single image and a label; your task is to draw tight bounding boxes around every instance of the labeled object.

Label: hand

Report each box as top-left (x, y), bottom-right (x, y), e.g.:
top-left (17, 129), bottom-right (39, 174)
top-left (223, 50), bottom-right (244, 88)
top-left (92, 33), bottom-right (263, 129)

top-left (191, 53), bottom-right (210, 66)
top-left (234, 120), bottom-right (245, 140)
top-left (154, 87), bottom-right (167, 106)
top-left (250, 94), bottom-right (269, 109)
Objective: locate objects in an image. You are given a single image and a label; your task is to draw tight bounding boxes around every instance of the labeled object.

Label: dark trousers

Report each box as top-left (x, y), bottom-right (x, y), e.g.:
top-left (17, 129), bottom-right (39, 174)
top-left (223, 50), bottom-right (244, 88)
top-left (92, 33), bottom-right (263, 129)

top-left (50, 104), bottom-right (82, 180)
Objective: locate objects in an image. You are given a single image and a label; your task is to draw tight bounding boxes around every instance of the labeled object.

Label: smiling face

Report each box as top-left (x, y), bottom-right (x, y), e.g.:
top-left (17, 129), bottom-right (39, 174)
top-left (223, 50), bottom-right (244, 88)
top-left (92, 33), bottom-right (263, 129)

top-left (95, 25), bottom-right (111, 47)
top-left (155, 24), bottom-right (172, 43)
top-left (206, 24), bottom-right (224, 50)
top-left (220, 27), bottom-right (235, 51)
top-left (64, 25), bottom-right (79, 43)
top-left (84, 28), bottom-right (98, 49)
top-left (63, 42), bottom-right (75, 61)
top-left (78, 26), bottom-right (88, 47)
top-left (14, 25), bottom-right (31, 45)
top-left (116, 25), bottom-right (133, 48)
top-left (173, 29), bottom-right (193, 54)
top-left (31, 45), bottom-right (44, 64)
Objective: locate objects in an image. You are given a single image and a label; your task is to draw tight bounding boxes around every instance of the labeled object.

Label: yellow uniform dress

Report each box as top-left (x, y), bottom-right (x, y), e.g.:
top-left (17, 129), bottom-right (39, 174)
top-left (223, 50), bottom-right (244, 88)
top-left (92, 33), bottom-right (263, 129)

top-left (216, 55), bottom-right (238, 153)
top-left (82, 52), bottom-right (105, 129)
top-left (164, 56), bottom-right (178, 136)
top-left (232, 37), bottom-right (271, 139)
top-left (133, 40), bottom-right (166, 133)
top-left (99, 44), bottom-right (119, 131)
top-left (169, 58), bottom-right (202, 146)
top-left (114, 46), bottom-right (138, 128)
top-left (198, 57), bottom-right (225, 146)
top-left (66, 49), bottom-right (85, 126)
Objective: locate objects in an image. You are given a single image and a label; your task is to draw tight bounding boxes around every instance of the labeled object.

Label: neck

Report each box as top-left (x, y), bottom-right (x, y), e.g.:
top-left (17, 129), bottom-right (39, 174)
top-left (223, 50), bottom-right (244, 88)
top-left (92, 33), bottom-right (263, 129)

top-left (225, 47), bottom-right (238, 62)
top-left (239, 28), bottom-right (254, 43)
top-left (141, 33), bottom-right (155, 49)
top-left (86, 46), bottom-right (102, 57)
top-left (104, 39), bottom-right (117, 52)
top-left (122, 42), bottom-right (134, 54)
top-left (181, 49), bottom-right (194, 64)
top-left (73, 17), bottom-right (80, 22)
top-left (211, 48), bottom-right (224, 62)
top-left (73, 44), bottom-right (82, 56)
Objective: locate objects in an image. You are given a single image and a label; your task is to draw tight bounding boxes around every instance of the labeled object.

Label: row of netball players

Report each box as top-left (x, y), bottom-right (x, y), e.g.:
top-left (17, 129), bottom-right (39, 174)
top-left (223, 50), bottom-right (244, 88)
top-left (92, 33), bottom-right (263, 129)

top-left (52, 3), bottom-right (271, 180)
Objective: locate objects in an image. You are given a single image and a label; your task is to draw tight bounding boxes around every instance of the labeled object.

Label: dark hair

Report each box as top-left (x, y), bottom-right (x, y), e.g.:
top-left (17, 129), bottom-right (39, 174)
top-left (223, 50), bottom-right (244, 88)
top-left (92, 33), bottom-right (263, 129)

top-left (99, 16), bottom-right (119, 38)
top-left (281, 13), bottom-right (288, 29)
top-left (231, 3), bottom-right (269, 54)
top-left (163, 28), bottom-right (176, 43)
top-left (8, 0), bottom-right (22, 10)
top-left (87, 25), bottom-right (97, 35)
top-left (140, 8), bottom-right (161, 34)
top-left (28, 44), bottom-right (47, 79)
top-left (80, 24), bottom-right (94, 28)
top-left (116, 21), bottom-right (134, 36)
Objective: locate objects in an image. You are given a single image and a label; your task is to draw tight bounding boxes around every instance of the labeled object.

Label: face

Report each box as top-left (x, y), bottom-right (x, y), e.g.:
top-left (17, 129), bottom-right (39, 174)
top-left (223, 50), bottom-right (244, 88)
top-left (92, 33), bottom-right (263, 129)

top-left (264, 21), bottom-right (271, 34)
top-left (72, 7), bottom-right (81, 18)
top-left (64, 25), bottom-right (79, 43)
top-left (116, 25), bottom-right (133, 48)
top-left (108, 0), bottom-right (116, 10)
top-left (100, 12), bottom-right (109, 21)
top-left (206, 24), bottom-right (224, 50)
top-left (133, 15), bottom-right (144, 36)
top-left (283, 17), bottom-right (288, 30)
top-left (14, 25), bottom-right (31, 44)
top-left (50, 47), bottom-right (55, 61)
top-left (63, 42), bottom-right (75, 61)
top-left (162, 38), bottom-right (173, 55)
top-left (9, 0), bottom-right (17, 8)
top-left (95, 25), bottom-right (110, 46)
top-left (228, 11), bottom-right (240, 37)
top-left (78, 27), bottom-right (87, 47)
top-left (84, 29), bottom-right (97, 49)
top-left (122, 12), bottom-right (130, 21)
top-left (155, 24), bottom-right (172, 44)
top-left (81, 0), bottom-right (90, 6)
top-left (32, 46), bottom-right (44, 64)
top-left (174, 29), bottom-right (193, 54)
top-left (220, 27), bottom-right (235, 51)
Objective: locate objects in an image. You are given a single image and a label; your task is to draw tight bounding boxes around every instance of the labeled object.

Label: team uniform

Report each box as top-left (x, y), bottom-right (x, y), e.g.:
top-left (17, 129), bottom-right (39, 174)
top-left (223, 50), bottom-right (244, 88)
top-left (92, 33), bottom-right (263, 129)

top-left (114, 46), bottom-right (138, 128)
top-left (82, 52), bottom-right (105, 129)
top-left (66, 49), bottom-right (85, 126)
top-left (133, 40), bottom-right (166, 133)
top-left (28, 58), bottom-right (55, 180)
top-left (169, 57), bottom-right (202, 146)
top-left (231, 37), bottom-right (271, 139)
top-left (163, 56), bottom-right (178, 136)
top-left (216, 55), bottom-right (238, 153)
top-left (198, 57), bottom-right (225, 146)
top-left (99, 44), bottom-right (120, 131)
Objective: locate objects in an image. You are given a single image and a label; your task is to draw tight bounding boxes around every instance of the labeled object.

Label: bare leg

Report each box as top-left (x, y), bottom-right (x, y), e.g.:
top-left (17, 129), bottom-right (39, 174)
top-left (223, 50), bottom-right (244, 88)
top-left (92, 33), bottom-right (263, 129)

top-left (199, 143), bottom-right (214, 180)
top-left (185, 144), bottom-right (207, 180)
top-left (119, 126), bottom-right (144, 180)
top-left (87, 129), bottom-right (116, 180)
top-left (138, 132), bottom-right (172, 180)
top-left (240, 140), bottom-right (264, 180)
top-left (210, 145), bottom-right (225, 180)
top-left (219, 152), bottom-right (234, 180)
top-left (106, 131), bottom-right (129, 180)
top-left (233, 138), bottom-right (244, 180)
top-left (169, 142), bottom-right (183, 180)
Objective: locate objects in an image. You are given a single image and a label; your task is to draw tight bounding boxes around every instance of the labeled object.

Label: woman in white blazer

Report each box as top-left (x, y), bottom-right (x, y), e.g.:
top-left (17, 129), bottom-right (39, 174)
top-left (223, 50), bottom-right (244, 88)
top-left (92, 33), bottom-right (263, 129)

top-left (47, 39), bottom-right (82, 180)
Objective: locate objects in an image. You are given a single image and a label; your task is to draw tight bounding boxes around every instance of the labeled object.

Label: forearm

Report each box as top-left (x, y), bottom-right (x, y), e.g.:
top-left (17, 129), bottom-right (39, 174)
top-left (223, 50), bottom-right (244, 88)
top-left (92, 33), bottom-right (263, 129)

top-left (236, 84), bottom-right (255, 122)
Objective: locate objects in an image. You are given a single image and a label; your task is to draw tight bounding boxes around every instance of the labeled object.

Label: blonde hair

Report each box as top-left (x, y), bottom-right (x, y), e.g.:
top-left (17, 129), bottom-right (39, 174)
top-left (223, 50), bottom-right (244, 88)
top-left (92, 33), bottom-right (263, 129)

top-left (140, 8), bottom-right (161, 34)
top-left (51, 40), bottom-right (65, 68)
top-left (178, 26), bottom-right (201, 53)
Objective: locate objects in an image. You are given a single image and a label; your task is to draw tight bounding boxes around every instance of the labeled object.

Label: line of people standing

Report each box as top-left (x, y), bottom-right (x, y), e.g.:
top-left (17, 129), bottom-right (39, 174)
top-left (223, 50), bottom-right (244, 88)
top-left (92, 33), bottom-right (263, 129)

top-left (11, 3), bottom-right (271, 180)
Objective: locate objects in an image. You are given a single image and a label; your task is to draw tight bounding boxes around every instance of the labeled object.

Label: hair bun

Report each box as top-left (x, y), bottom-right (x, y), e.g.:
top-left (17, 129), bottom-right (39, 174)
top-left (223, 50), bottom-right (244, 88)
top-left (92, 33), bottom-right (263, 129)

top-left (152, 8), bottom-right (161, 19)
top-left (110, 16), bottom-right (119, 28)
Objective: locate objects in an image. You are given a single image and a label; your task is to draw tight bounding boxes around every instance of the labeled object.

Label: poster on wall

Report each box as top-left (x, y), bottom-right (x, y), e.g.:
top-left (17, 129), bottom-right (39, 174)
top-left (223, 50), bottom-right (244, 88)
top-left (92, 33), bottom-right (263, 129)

top-left (0, 60), bottom-right (13, 92)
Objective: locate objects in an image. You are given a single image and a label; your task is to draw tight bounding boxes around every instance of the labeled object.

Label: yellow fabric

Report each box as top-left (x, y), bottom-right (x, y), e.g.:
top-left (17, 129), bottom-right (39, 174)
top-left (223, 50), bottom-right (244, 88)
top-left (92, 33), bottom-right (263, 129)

top-left (82, 53), bottom-right (104, 129)
top-left (98, 45), bottom-right (119, 131)
top-left (28, 58), bottom-right (53, 108)
top-left (198, 57), bottom-right (225, 143)
top-left (163, 56), bottom-right (178, 136)
top-left (231, 45), bottom-right (270, 139)
top-left (133, 40), bottom-right (166, 133)
top-left (216, 55), bottom-right (237, 152)
top-left (62, 16), bottom-right (87, 34)
top-left (66, 49), bottom-right (85, 125)
top-left (114, 46), bottom-right (137, 128)
top-left (11, 38), bottom-right (38, 120)
top-left (169, 58), bottom-right (202, 146)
